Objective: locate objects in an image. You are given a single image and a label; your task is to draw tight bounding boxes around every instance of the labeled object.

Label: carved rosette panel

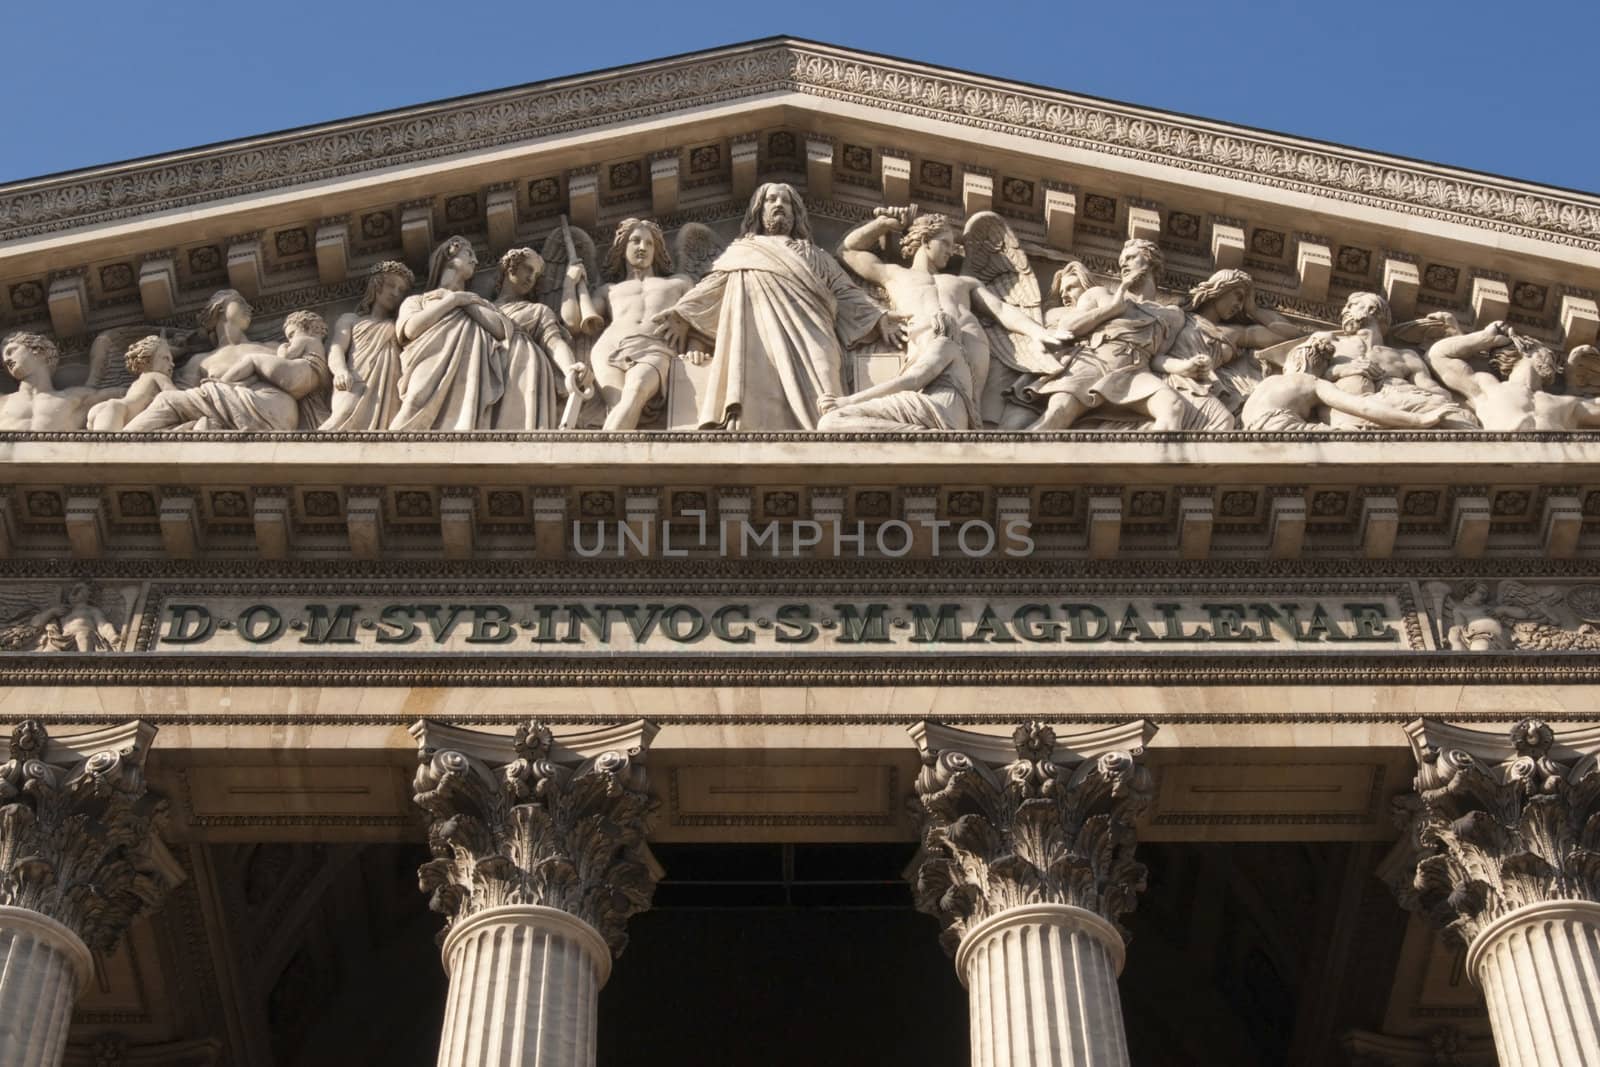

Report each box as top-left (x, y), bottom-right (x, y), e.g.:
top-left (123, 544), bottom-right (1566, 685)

top-left (908, 720), bottom-right (1156, 954)
top-left (410, 718), bottom-right (659, 956)
top-left (1385, 717), bottom-right (1600, 947)
top-left (0, 719), bottom-right (175, 952)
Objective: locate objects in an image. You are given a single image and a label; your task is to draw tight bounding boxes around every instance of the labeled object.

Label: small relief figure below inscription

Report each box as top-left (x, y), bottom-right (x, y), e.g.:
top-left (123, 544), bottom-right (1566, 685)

top-left (1427, 579), bottom-right (1600, 651)
top-left (0, 582), bottom-right (126, 652)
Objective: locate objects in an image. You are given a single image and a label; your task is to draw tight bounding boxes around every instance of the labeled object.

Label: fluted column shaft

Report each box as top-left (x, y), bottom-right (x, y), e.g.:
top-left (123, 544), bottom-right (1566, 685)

top-left (435, 904), bottom-right (611, 1067)
top-left (0, 906), bottom-right (92, 1067)
top-left (1468, 901), bottom-right (1600, 1067)
top-left (956, 904), bottom-right (1130, 1067)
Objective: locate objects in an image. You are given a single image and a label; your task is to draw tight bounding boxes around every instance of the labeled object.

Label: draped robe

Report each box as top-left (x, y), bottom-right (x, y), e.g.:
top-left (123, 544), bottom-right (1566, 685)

top-left (670, 236), bottom-right (884, 430)
top-left (391, 292), bottom-right (507, 432)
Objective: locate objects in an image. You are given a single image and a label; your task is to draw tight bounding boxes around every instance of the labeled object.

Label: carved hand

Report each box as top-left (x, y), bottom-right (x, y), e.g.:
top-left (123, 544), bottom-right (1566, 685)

top-left (1040, 328), bottom-right (1075, 351)
top-left (817, 392), bottom-right (841, 414)
top-left (879, 312), bottom-right (910, 349)
top-left (566, 262), bottom-right (587, 285)
top-left (680, 349), bottom-right (712, 366)
top-left (333, 370), bottom-right (352, 391)
top-left (652, 310), bottom-right (691, 350)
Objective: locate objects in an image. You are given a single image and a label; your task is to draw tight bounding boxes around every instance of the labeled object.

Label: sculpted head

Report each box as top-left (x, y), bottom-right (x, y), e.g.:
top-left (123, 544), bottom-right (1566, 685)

top-left (493, 248), bottom-right (546, 299)
top-left (1052, 262), bottom-right (1095, 308)
top-left (2, 332), bottom-right (59, 381)
top-left (606, 218), bottom-right (671, 279)
top-left (357, 260), bottom-right (414, 317)
top-left (1492, 331), bottom-right (1559, 388)
top-left (1340, 291), bottom-right (1392, 335)
top-left (899, 213), bottom-right (960, 270)
top-left (741, 183), bottom-right (812, 241)
top-left (124, 334), bottom-right (174, 376)
top-left (282, 310), bottom-right (327, 346)
top-left (1188, 269), bottom-right (1253, 320)
top-left (1118, 238), bottom-right (1163, 284)
top-left (1285, 335), bottom-right (1338, 377)
top-left (199, 289), bottom-right (253, 341)
top-left (427, 236), bottom-right (478, 291)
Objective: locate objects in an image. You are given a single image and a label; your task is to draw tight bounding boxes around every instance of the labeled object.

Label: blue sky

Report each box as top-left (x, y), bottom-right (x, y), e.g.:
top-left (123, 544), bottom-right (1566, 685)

top-left (3, 0), bottom-right (1595, 192)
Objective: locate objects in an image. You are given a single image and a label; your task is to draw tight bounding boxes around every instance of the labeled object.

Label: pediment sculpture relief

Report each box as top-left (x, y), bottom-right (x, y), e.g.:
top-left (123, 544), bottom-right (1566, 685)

top-left (7, 184), bottom-right (1595, 435)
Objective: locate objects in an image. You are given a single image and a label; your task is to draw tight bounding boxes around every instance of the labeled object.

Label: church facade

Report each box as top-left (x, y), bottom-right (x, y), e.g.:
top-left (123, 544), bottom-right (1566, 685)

top-left (1, 37), bottom-right (1599, 1065)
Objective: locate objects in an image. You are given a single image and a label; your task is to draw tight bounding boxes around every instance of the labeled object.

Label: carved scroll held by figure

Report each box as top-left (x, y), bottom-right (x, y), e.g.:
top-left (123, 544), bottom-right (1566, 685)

top-left (1425, 317), bottom-right (1600, 431)
top-left (0, 582), bottom-right (127, 652)
top-left (654, 182), bottom-right (894, 430)
top-left (391, 236), bottom-right (515, 432)
top-left (321, 260), bottom-right (414, 432)
top-left (1016, 239), bottom-right (1195, 431)
top-left (122, 290), bottom-right (330, 432)
top-left (1161, 269), bottom-right (1309, 428)
top-left (958, 211), bottom-right (1061, 428)
top-left (490, 247), bottom-right (579, 430)
top-left (0, 331), bottom-right (129, 431)
top-left (86, 334), bottom-right (179, 431)
top-left (1320, 292), bottom-right (1478, 430)
top-left (821, 209), bottom-right (1068, 431)
top-left (559, 218), bottom-right (718, 430)
top-left (1239, 336), bottom-right (1447, 431)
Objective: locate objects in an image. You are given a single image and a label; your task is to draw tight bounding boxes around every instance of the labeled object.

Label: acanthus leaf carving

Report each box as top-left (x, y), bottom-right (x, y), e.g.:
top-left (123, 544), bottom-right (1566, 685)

top-left (1384, 717), bottom-right (1600, 946)
top-left (908, 719), bottom-right (1155, 954)
top-left (0, 718), bottom-right (177, 952)
top-left (410, 718), bottom-right (659, 956)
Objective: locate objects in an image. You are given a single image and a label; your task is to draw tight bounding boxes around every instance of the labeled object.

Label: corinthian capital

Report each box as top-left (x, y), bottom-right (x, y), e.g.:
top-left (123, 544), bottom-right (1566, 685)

top-left (409, 719), bottom-right (660, 955)
top-left (0, 718), bottom-right (179, 951)
top-left (908, 720), bottom-right (1156, 953)
top-left (1383, 717), bottom-right (1600, 946)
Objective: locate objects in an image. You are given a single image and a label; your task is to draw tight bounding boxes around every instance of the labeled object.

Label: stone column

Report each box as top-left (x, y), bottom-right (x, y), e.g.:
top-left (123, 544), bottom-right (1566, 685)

top-left (0, 719), bottom-right (178, 1067)
top-left (410, 719), bottom-right (660, 1067)
top-left (908, 720), bottom-right (1156, 1067)
top-left (1383, 717), bottom-right (1600, 1067)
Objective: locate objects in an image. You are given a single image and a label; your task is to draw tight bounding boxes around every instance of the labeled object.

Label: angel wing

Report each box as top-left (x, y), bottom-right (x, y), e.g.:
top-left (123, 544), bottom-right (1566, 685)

top-left (673, 223), bottom-right (726, 283)
top-left (80, 325), bottom-right (205, 391)
top-left (1388, 311), bottom-right (1464, 349)
top-left (1494, 580), bottom-right (1566, 625)
top-left (535, 222), bottom-right (600, 315)
top-left (960, 212), bottom-right (1057, 376)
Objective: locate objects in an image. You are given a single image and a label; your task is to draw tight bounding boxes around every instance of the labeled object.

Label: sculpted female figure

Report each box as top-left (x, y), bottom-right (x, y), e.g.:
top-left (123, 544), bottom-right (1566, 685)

top-left (1155, 269), bottom-right (1307, 428)
top-left (491, 247), bottom-right (581, 430)
top-left (390, 236), bottom-right (515, 431)
top-left (321, 261), bottom-right (413, 431)
top-left (124, 289), bottom-right (329, 431)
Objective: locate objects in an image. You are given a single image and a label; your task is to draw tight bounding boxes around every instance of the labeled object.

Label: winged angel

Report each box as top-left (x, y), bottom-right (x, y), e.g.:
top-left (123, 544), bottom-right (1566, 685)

top-left (820, 207), bottom-right (1069, 431)
top-left (0, 581), bottom-right (132, 652)
top-left (545, 218), bottom-right (723, 430)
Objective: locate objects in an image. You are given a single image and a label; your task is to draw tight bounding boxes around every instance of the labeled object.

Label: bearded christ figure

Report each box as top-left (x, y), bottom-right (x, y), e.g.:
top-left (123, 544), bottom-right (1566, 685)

top-left (654, 183), bottom-right (897, 430)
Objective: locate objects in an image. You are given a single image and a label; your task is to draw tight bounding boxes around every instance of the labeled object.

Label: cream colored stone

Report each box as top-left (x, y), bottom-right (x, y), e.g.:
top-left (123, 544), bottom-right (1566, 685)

top-left (1268, 494), bottom-right (1305, 559)
top-left (1382, 257), bottom-right (1419, 318)
top-left (0, 907), bottom-right (93, 1067)
top-left (45, 273), bottom-right (87, 339)
top-left (485, 187), bottom-right (518, 253)
top-left (1449, 494), bottom-right (1491, 558)
top-left (957, 905), bottom-right (1131, 1067)
top-left (566, 170), bottom-right (598, 230)
top-left (1296, 239), bottom-right (1332, 301)
top-left (158, 491), bottom-right (200, 559)
top-left (1467, 900), bottom-right (1600, 1067)
top-left (314, 219), bottom-right (350, 285)
top-left (804, 136), bottom-right (833, 199)
top-left (1472, 277), bottom-right (1510, 326)
top-left (1562, 294), bottom-right (1600, 349)
top-left (1360, 494), bottom-right (1399, 558)
top-left (880, 152), bottom-right (910, 206)
top-left (649, 151), bottom-right (680, 216)
top-left (400, 203), bottom-right (435, 267)
top-left (136, 256), bottom-right (176, 320)
top-left (962, 170), bottom-right (993, 216)
top-left (224, 239), bottom-right (262, 299)
top-left (729, 135), bottom-right (759, 199)
top-left (1126, 204), bottom-right (1160, 244)
top-left (435, 905), bottom-right (610, 1067)
top-left (1178, 494), bottom-right (1213, 559)
top-left (1043, 187), bottom-right (1076, 250)
top-left (1210, 222), bottom-right (1245, 268)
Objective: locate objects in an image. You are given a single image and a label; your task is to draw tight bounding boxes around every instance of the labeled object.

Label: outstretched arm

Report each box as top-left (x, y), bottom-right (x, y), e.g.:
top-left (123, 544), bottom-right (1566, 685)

top-left (971, 286), bottom-right (1071, 349)
top-left (326, 314), bottom-right (358, 390)
top-left (1427, 322), bottom-right (1506, 402)
top-left (823, 343), bottom-right (954, 412)
top-left (1313, 380), bottom-right (1444, 428)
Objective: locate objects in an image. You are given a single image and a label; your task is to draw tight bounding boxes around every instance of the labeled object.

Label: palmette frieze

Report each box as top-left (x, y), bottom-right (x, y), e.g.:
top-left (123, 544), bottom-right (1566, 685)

top-left (2, 41), bottom-right (1597, 252)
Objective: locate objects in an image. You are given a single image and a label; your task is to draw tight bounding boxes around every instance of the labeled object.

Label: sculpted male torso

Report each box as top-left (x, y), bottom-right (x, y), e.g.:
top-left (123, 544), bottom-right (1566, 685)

top-left (0, 333), bottom-right (125, 431)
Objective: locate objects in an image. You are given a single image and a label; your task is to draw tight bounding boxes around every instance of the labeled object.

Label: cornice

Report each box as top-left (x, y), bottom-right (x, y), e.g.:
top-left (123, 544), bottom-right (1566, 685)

top-left (1, 39), bottom-right (1596, 249)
